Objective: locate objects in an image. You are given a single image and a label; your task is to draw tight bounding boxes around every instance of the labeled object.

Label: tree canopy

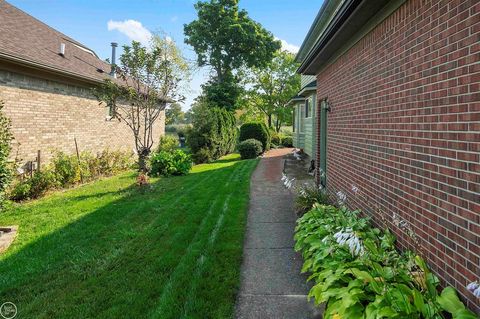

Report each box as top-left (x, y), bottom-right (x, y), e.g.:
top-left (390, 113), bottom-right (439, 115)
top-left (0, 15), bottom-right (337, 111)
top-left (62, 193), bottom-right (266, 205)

top-left (243, 50), bottom-right (300, 131)
top-left (184, 0), bottom-right (281, 110)
top-left (94, 36), bottom-right (188, 172)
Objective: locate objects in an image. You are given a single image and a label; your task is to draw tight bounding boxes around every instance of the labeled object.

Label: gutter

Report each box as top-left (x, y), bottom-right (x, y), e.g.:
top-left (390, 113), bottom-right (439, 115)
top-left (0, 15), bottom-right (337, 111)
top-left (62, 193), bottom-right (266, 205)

top-left (0, 51), bottom-right (104, 86)
top-left (297, 0), bottom-right (361, 74)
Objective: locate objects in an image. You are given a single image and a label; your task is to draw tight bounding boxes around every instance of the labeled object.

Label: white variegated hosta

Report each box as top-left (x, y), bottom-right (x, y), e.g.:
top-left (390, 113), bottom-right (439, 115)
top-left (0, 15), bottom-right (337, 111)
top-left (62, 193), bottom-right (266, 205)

top-left (467, 281), bottom-right (480, 298)
top-left (333, 228), bottom-right (365, 257)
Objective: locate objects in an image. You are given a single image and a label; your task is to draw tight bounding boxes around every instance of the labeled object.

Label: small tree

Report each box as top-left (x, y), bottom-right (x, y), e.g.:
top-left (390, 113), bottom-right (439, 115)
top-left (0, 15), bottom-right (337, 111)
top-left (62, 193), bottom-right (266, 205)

top-left (244, 50), bottom-right (300, 131)
top-left (0, 100), bottom-right (13, 209)
top-left (94, 37), bottom-right (187, 172)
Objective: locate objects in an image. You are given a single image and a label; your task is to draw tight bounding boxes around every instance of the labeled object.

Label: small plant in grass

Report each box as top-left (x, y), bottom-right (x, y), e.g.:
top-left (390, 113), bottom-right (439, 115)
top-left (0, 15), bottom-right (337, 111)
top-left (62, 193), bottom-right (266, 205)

top-left (150, 149), bottom-right (192, 177)
top-left (238, 139), bottom-right (262, 159)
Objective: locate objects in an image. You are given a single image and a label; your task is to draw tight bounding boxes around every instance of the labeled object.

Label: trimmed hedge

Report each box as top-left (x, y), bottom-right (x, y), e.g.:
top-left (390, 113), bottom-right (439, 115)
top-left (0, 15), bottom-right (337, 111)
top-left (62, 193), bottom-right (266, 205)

top-left (238, 139), bottom-right (262, 159)
top-left (187, 107), bottom-right (237, 163)
top-left (239, 122), bottom-right (270, 151)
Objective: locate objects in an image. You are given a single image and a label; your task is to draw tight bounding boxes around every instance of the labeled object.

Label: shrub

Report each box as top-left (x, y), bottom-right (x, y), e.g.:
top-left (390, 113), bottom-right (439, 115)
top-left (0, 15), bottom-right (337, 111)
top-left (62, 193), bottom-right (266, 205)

top-left (157, 135), bottom-right (179, 153)
top-left (238, 139), bottom-right (262, 159)
top-left (187, 103), bottom-right (237, 163)
top-left (281, 136), bottom-right (293, 147)
top-left (295, 185), bottom-right (330, 216)
top-left (9, 170), bottom-right (57, 201)
top-left (295, 204), bottom-right (476, 318)
top-left (0, 100), bottom-right (13, 208)
top-left (150, 149), bottom-right (192, 176)
top-left (51, 152), bottom-right (82, 187)
top-left (270, 133), bottom-right (281, 146)
top-left (239, 122), bottom-right (270, 152)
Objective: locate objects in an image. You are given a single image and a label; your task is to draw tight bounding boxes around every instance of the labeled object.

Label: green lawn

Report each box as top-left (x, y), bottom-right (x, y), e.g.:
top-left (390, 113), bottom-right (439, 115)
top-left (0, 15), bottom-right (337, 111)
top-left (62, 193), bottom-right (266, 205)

top-left (0, 154), bottom-right (258, 319)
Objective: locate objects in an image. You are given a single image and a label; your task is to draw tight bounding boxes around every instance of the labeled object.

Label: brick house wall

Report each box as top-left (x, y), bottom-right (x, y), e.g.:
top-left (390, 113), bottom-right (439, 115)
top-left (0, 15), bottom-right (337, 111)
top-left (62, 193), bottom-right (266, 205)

top-left (0, 70), bottom-right (165, 165)
top-left (315, 0), bottom-right (479, 312)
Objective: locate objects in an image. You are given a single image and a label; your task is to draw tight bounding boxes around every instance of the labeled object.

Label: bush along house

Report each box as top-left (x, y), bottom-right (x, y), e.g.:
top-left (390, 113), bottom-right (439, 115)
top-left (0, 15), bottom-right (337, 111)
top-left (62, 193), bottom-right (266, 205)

top-left (0, 0), bottom-right (165, 170)
top-left (295, 0), bottom-right (480, 313)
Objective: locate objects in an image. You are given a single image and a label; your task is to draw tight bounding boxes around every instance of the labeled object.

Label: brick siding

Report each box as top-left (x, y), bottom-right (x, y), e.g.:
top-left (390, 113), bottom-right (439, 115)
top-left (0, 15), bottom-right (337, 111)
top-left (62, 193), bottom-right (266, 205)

top-left (0, 70), bottom-right (165, 166)
top-left (315, 0), bottom-right (480, 312)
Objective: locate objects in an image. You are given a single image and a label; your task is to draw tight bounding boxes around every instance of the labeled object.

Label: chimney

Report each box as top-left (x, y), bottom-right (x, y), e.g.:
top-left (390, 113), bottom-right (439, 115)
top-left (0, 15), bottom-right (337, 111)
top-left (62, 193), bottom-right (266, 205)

top-left (59, 43), bottom-right (65, 57)
top-left (110, 42), bottom-right (118, 77)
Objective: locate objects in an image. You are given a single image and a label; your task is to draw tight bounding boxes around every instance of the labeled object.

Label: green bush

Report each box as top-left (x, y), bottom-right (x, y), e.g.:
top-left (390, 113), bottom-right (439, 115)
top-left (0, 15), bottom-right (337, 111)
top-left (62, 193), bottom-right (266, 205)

top-left (150, 149), bottom-right (192, 176)
top-left (157, 135), bottom-right (179, 153)
top-left (295, 185), bottom-right (330, 216)
top-left (9, 149), bottom-right (134, 201)
top-left (238, 139), bottom-right (262, 159)
top-left (0, 100), bottom-right (13, 208)
top-left (270, 130), bottom-right (281, 146)
top-left (295, 204), bottom-right (477, 318)
top-left (239, 122), bottom-right (270, 152)
top-left (281, 136), bottom-right (293, 147)
top-left (9, 170), bottom-right (57, 201)
top-left (187, 104), bottom-right (237, 163)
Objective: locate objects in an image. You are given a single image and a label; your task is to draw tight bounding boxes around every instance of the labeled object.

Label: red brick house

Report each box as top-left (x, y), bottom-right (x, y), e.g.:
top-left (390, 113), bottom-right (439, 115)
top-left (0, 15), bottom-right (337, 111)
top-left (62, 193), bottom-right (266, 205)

top-left (0, 0), bottom-right (165, 167)
top-left (295, 0), bottom-right (479, 312)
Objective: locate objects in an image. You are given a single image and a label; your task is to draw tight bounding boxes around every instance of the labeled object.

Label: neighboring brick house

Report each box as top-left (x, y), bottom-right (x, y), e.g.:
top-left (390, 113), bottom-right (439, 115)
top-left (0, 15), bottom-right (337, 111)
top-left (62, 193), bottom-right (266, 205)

top-left (0, 0), bottom-right (165, 167)
top-left (295, 0), bottom-right (479, 312)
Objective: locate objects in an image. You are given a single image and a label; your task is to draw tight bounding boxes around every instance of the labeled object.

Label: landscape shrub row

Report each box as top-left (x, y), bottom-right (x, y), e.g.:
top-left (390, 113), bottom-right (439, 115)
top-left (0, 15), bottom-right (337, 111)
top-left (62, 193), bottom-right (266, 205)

top-left (294, 204), bottom-right (476, 318)
top-left (270, 130), bottom-right (293, 148)
top-left (9, 149), bottom-right (134, 201)
top-left (187, 107), bottom-right (237, 163)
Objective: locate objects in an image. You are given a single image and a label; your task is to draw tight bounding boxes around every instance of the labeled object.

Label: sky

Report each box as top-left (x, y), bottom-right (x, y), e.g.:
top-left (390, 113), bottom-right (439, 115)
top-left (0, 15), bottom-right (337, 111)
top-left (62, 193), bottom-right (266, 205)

top-left (8, 0), bottom-right (323, 110)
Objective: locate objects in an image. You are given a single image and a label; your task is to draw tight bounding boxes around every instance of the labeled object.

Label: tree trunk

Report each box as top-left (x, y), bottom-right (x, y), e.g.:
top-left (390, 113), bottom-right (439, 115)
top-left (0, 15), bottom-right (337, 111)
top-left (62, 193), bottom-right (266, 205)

top-left (267, 114), bottom-right (272, 129)
top-left (138, 147), bottom-right (151, 173)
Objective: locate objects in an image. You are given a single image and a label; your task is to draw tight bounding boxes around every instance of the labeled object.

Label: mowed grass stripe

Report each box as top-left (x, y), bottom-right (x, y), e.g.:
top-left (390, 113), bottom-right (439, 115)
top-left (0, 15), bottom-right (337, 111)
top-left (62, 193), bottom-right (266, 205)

top-left (0, 154), bottom-right (258, 319)
top-left (148, 162), bottom-right (251, 318)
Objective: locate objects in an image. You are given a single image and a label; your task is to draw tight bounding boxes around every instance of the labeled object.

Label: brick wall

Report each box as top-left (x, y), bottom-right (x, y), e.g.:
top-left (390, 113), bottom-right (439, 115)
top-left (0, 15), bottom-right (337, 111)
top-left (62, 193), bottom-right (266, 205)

top-left (0, 70), bottom-right (165, 165)
top-left (315, 0), bottom-right (479, 312)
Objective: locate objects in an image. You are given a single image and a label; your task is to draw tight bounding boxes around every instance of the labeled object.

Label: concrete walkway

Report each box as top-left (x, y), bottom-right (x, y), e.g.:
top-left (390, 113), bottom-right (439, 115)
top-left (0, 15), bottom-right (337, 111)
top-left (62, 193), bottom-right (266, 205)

top-left (235, 149), bottom-right (321, 319)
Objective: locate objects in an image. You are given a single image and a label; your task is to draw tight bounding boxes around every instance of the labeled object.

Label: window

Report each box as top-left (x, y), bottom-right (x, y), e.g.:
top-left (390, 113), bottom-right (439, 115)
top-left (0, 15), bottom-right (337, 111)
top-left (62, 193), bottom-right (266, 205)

top-left (305, 96), bottom-right (314, 118)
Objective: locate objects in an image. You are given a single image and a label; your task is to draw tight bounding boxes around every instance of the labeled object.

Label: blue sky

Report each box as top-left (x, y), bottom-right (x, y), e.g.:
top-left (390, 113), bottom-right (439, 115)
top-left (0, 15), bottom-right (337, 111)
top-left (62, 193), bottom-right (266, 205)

top-left (9, 0), bottom-right (323, 110)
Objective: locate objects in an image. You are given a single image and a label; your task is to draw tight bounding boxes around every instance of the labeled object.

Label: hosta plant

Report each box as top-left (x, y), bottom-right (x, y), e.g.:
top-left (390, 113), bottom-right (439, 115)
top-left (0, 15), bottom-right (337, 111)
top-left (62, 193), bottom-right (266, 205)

top-left (294, 204), bottom-right (477, 319)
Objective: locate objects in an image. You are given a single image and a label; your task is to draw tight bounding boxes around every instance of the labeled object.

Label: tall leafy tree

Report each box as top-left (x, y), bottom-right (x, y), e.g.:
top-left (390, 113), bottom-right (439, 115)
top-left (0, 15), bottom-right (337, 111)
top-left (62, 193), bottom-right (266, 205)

top-left (94, 36), bottom-right (188, 173)
top-left (165, 103), bottom-right (185, 125)
top-left (0, 100), bottom-right (13, 209)
top-left (244, 50), bottom-right (300, 131)
top-left (184, 0), bottom-right (281, 110)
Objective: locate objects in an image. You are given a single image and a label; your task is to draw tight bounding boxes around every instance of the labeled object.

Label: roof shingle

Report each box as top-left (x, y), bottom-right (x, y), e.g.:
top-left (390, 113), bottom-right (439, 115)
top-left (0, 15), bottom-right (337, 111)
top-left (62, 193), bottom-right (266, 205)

top-left (0, 0), bottom-right (113, 84)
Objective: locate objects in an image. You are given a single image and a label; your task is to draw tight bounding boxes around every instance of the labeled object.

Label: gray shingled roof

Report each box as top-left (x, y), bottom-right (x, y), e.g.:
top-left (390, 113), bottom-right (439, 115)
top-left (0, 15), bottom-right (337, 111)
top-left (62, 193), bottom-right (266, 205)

top-left (0, 0), bottom-right (113, 84)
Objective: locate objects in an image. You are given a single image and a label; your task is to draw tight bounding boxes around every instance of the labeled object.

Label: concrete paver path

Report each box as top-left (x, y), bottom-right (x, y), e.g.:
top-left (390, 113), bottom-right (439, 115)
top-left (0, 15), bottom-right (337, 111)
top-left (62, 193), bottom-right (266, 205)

top-left (235, 149), bottom-right (321, 319)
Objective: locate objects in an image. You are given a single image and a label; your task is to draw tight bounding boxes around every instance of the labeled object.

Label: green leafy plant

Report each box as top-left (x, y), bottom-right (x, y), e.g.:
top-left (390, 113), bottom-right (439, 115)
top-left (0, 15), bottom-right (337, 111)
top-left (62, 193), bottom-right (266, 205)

top-left (294, 204), bottom-right (477, 319)
top-left (0, 100), bottom-right (13, 209)
top-left (295, 185), bottom-right (330, 216)
top-left (239, 122), bottom-right (270, 151)
top-left (150, 149), bottom-right (192, 177)
top-left (238, 139), bottom-right (262, 159)
top-left (187, 101), bottom-right (237, 163)
top-left (281, 136), bottom-right (293, 147)
top-left (157, 135), bottom-right (179, 153)
top-left (9, 170), bottom-right (57, 201)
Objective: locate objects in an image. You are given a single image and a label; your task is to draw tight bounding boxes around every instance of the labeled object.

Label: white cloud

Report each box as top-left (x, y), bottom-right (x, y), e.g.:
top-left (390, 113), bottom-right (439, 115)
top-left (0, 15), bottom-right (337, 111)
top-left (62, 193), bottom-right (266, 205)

top-left (275, 37), bottom-right (300, 54)
top-left (170, 16), bottom-right (178, 22)
top-left (107, 19), bottom-right (152, 47)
